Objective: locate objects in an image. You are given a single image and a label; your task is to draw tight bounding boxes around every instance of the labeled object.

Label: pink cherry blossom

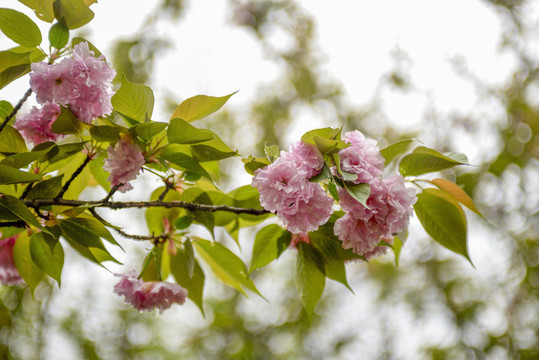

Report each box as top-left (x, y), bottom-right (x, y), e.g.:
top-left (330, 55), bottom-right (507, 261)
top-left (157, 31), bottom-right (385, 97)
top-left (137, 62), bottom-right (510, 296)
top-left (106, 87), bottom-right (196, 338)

top-left (335, 175), bottom-right (416, 257)
top-left (114, 270), bottom-right (188, 313)
top-left (0, 235), bottom-right (24, 286)
top-left (282, 141), bottom-right (324, 178)
top-left (338, 130), bottom-right (385, 184)
top-left (103, 139), bottom-right (145, 192)
top-left (14, 102), bottom-right (63, 145)
top-left (29, 42), bottom-right (116, 124)
top-left (252, 155), bottom-right (333, 234)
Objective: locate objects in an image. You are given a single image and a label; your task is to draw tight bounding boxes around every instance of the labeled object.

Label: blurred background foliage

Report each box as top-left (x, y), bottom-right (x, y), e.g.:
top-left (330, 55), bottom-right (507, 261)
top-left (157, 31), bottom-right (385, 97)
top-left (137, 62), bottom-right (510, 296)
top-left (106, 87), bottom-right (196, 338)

top-left (1, 0), bottom-right (538, 359)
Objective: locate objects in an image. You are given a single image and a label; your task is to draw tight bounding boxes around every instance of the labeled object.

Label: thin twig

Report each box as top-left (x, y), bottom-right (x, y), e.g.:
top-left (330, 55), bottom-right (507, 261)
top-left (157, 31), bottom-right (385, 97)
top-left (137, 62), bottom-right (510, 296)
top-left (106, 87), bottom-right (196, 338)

top-left (0, 221), bottom-right (26, 228)
top-left (101, 184), bottom-right (121, 203)
top-left (0, 88), bottom-right (33, 134)
top-left (56, 156), bottom-right (91, 199)
top-left (20, 183), bottom-right (34, 199)
top-left (157, 182), bottom-right (173, 202)
top-left (90, 207), bottom-right (160, 242)
top-left (23, 198), bottom-right (269, 215)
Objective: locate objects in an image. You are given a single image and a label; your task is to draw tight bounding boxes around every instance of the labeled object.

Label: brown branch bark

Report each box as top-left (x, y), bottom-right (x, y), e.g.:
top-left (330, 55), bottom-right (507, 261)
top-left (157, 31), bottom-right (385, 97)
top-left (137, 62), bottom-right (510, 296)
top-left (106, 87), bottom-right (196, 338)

top-left (0, 88), bottom-right (33, 134)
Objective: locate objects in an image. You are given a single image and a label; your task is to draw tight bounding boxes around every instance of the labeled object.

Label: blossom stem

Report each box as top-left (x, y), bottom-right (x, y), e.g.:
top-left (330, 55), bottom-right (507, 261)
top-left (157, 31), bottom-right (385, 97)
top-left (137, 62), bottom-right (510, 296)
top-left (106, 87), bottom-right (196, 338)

top-left (56, 156), bottom-right (92, 199)
top-left (23, 198), bottom-right (269, 215)
top-left (0, 88), bottom-right (33, 134)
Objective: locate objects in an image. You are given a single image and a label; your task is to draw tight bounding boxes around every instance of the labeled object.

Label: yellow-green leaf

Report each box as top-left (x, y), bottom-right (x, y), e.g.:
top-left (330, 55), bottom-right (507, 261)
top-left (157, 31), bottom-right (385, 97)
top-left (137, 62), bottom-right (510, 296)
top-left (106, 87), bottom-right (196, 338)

top-left (169, 92), bottom-right (236, 123)
top-left (430, 178), bottom-right (484, 218)
top-left (0, 8), bottom-right (42, 47)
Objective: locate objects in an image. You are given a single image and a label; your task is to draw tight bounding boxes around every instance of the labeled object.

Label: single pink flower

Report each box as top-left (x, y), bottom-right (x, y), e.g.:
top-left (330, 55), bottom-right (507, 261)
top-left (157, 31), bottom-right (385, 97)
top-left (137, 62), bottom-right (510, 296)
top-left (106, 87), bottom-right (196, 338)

top-left (103, 139), bottom-right (145, 192)
top-left (14, 102), bottom-right (63, 145)
top-left (338, 130), bottom-right (384, 184)
top-left (335, 176), bottom-right (416, 257)
top-left (114, 270), bottom-right (188, 313)
top-left (30, 60), bottom-right (75, 105)
top-left (0, 235), bottom-right (24, 286)
top-left (252, 156), bottom-right (333, 233)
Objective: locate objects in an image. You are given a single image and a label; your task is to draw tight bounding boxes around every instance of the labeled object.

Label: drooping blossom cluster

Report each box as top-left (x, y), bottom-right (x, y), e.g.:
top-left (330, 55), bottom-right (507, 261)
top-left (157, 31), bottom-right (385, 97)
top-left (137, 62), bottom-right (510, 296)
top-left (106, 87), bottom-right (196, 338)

top-left (14, 102), bottom-right (63, 145)
top-left (29, 42), bottom-right (116, 124)
top-left (333, 131), bottom-right (417, 259)
top-left (103, 139), bottom-right (145, 193)
top-left (113, 270), bottom-right (188, 313)
top-left (0, 234), bottom-right (24, 286)
top-left (252, 141), bottom-right (333, 234)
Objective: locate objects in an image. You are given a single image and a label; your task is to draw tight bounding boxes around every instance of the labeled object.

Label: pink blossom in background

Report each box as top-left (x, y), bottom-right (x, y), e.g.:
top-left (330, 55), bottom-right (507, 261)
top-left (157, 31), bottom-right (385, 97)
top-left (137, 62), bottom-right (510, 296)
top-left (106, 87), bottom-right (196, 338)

top-left (283, 141), bottom-right (324, 178)
top-left (113, 270), bottom-right (188, 313)
top-left (15, 102), bottom-right (63, 145)
top-left (339, 130), bottom-right (385, 184)
top-left (252, 156), bottom-right (333, 233)
top-left (0, 235), bottom-right (24, 286)
top-left (103, 139), bottom-right (145, 192)
top-left (29, 42), bottom-right (116, 124)
top-left (335, 176), bottom-right (416, 258)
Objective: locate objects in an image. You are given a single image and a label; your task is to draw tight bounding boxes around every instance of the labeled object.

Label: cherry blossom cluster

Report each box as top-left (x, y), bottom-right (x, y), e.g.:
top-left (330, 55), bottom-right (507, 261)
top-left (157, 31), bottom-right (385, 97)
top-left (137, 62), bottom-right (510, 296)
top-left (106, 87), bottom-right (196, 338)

top-left (113, 270), bottom-right (188, 313)
top-left (252, 130), bottom-right (417, 259)
top-left (15, 42), bottom-right (116, 144)
top-left (103, 138), bottom-right (146, 193)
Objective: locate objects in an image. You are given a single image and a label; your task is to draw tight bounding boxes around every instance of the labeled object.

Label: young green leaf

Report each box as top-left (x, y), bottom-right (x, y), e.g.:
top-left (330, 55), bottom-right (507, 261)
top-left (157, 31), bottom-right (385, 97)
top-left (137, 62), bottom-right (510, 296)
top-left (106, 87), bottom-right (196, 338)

top-left (0, 125), bottom-right (26, 153)
top-left (170, 92), bottom-right (236, 123)
top-left (29, 232), bottom-right (64, 285)
top-left (130, 121), bottom-right (167, 142)
top-left (0, 142), bottom-right (55, 168)
top-left (0, 50), bottom-right (32, 73)
top-left (52, 0), bottom-right (94, 29)
top-left (0, 8), bottom-right (42, 47)
top-left (48, 18), bottom-right (69, 49)
top-left (0, 165), bottom-right (42, 184)
top-left (167, 118), bottom-right (214, 144)
top-left (170, 247), bottom-right (205, 315)
top-left (414, 188), bottom-right (471, 263)
top-left (380, 139), bottom-right (415, 166)
top-left (193, 238), bottom-right (262, 298)
top-left (71, 36), bottom-right (101, 56)
top-left (264, 144), bottom-right (280, 163)
top-left (399, 146), bottom-right (468, 176)
top-left (295, 242), bottom-right (326, 320)
top-left (18, 0), bottom-right (55, 23)
top-left (343, 182), bottom-right (370, 208)
top-left (301, 127), bottom-right (341, 144)
top-left (13, 232), bottom-right (44, 294)
top-left (0, 63), bottom-right (31, 90)
top-left (51, 107), bottom-right (81, 134)
top-left (0, 100), bottom-right (13, 120)
top-left (242, 156), bottom-right (270, 175)
top-left (191, 135), bottom-right (238, 162)
top-left (249, 224), bottom-right (290, 273)
top-left (111, 75), bottom-right (155, 123)
top-left (160, 144), bottom-right (212, 180)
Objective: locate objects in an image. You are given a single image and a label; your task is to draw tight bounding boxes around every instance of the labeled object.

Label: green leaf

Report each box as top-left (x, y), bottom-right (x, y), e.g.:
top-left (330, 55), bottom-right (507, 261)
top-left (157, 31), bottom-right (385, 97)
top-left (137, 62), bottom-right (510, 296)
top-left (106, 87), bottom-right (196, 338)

top-left (343, 182), bottom-right (370, 208)
top-left (111, 75), bottom-right (154, 123)
top-left (249, 224), bottom-right (290, 273)
top-left (184, 239), bottom-right (195, 279)
top-left (264, 144), bottom-right (280, 163)
top-left (43, 142), bottom-right (84, 164)
top-left (89, 125), bottom-right (120, 142)
top-left (145, 187), bottom-right (182, 235)
top-left (242, 156), bottom-right (269, 175)
top-left (167, 118), bottom-right (214, 144)
top-left (295, 242), bottom-right (325, 319)
top-left (0, 8), bottom-right (42, 47)
top-left (301, 127), bottom-right (341, 145)
top-left (29, 232), bottom-right (63, 285)
top-left (193, 238), bottom-right (262, 298)
top-left (0, 101), bottom-right (13, 120)
top-left (308, 232), bottom-right (352, 291)
top-left (52, 0), bottom-right (94, 29)
top-left (88, 153), bottom-right (110, 192)
top-left (51, 106), bottom-right (81, 134)
top-left (130, 121), bottom-right (167, 142)
top-left (399, 146), bottom-right (467, 176)
top-left (191, 136), bottom-right (237, 162)
top-left (160, 144), bottom-right (212, 180)
top-left (26, 175), bottom-right (63, 199)
top-left (430, 178), bottom-right (484, 218)
top-left (392, 233), bottom-right (405, 267)
top-left (313, 136), bottom-right (347, 156)
top-left (18, 0), bottom-right (55, 23)
top-left (380, 139), bottom-right (415, 166)
top-left (48, 18), bottom-right (69, 49)
top-left (169, 92), bottom-right (236, 123)
top-left (170, 247), bottom-right (205, 315)
top-left (59, 218), bottom-right (119, 265)
top-left (414, 188), bottom-right (470, 262)
top-left (0, 196), bottom-right (47, 232)
top-left (13, 232), bottom-right (44, 294)
top-left (0, 142), bottom-right (55, 168)
top-left (0, 63), bottom-right (31, 90)
top-left (0, 165), bottom-right (41, 184)
top-left (174, 216), bottom-right (193, 230)
top-left (0, 50), bottom-right (31, 73)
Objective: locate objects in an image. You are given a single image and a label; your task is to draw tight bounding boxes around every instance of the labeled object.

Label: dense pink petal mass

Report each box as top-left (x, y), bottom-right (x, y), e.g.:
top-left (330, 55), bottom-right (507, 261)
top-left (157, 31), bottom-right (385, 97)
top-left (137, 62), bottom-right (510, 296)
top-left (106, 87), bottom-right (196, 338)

top-left (0, 235), bottom-right (24, 286)
top-left (283, 141), bottom-right (324, 178)
top-left (15, 102), bottom-right (63, 145)
top-left (252, 149), bottom-right (333, 234)
top-left (103, 140), bottom-right (145, 192)
top-left (114, 270), bottom-right (188, 313)
top-left (29, 42), bottom-right (116, 124)
top-left (335, 175), bottom-right (416, 258)
top-left (339, 130), bottom-right (385, 184)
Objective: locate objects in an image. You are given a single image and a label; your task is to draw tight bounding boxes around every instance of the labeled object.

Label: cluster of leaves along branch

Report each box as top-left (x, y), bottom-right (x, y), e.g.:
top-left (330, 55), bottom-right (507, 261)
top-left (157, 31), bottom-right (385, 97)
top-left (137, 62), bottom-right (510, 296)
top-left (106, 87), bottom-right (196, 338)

top-left (0, 2), bottom-right (484, 318)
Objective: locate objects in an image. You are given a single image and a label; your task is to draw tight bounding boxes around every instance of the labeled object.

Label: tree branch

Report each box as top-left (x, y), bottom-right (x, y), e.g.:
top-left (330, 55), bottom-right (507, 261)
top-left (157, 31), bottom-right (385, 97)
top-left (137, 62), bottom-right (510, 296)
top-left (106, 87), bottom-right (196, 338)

top-left (0, 88), bottom-right (33, 134)
top-left (56, 156), bottom-right (91, 199)
top-left (23, 198), bottom-right (269, 215)
top-left (90, 208), bottom-right (160, 241)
